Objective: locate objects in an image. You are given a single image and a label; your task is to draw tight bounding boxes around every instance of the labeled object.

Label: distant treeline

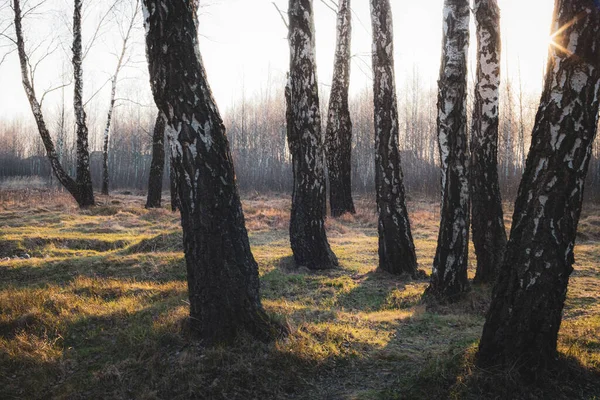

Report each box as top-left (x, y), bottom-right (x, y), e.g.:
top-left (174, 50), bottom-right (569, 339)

top-left (2, 79), bottom-right (600, 201)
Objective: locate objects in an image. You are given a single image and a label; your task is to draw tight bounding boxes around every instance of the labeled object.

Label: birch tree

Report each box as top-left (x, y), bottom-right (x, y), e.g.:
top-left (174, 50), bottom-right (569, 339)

top-left (286, 0), bottom-right (338, 270)
top-left (72, 0), bottom-right (94, 206)
top-left (478, 0), bottom-right (600, 372)
top-left (141, 0), bottom-right (285, 343)
top-left (325, 0), bottom-right (355, 217)
top-left (145, 112), bottom-right (165, 208)
top-left (102, 0), bottom-right (140, 196)
top-left (470, 0), bottom-right (507, 284)
top-left (426, 0), bottom-right (470, 300)
top-left (370, 0), bottom-right (418, 276)
top-left (12, 0), bottom-right (95, 207)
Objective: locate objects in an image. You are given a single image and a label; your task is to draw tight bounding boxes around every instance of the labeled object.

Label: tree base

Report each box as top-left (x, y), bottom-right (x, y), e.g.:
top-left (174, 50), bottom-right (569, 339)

top-left (188, 307), bottom-right (289, 345)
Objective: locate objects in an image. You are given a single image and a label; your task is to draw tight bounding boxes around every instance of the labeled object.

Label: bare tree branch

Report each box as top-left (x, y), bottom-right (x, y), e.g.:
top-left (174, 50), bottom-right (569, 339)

top-left (271, 2), bottom-right (288, 29)
top-left (39, 80), bottom-right (72, 108)
top-left (319, 0), bottom-right (336, 14)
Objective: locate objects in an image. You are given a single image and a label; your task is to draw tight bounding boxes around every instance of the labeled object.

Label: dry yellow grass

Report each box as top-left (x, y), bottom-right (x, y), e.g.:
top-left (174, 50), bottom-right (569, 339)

top-left (0, 190), bottom-right (598, 399)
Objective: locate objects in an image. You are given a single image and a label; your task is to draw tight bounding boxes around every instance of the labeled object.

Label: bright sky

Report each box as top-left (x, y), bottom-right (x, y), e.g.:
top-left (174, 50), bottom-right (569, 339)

top-left (0, 0), bottom-right (555, 125)
top-left (198, 0), bottom-right (554, 107)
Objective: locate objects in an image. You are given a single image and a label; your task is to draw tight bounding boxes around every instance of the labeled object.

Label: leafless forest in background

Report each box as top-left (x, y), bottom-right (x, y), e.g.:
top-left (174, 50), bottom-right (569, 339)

top-left (3, 73), bottom-right (600, 200)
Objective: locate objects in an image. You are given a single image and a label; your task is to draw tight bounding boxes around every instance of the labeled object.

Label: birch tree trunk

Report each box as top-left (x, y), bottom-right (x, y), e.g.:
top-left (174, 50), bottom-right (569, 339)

top-left (286, 0), bottom-right (338, 270)
top-left (370, 0), bottom-right (418, 276)
top-left (325, 0), bottom-right (355, 217)
top-left (145, 112), bottom-right (165, 208)
top-left (478, 0), bottom-right (600, 372)
top-left (102, 3), bottom-right (139, 196)
top-left (142, 0), bottom-right (284, 343)
top-left (12, 0), bottom-right (93, 208)
top-left (72, 0), bottom-right (95, 207)
top-left (427, 0), bottom-right (470, 300)
top-left (470, 0), bottom-right (507, 284)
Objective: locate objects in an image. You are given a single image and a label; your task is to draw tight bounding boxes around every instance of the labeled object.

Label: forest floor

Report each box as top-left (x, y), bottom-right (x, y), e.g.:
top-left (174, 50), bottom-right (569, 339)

top-left (0, 189), bottom-right (599, 399)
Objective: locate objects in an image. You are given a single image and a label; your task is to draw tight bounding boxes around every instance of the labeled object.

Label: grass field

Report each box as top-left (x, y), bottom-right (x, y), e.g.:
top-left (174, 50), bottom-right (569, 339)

top-left (0, 189), bottom-right (599, 399)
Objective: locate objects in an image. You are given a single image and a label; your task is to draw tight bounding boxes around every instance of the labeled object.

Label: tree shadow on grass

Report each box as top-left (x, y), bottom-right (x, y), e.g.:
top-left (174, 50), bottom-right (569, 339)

top-left (336, 270), bottom-right (426, 312)
top-left (0, 253), bottom-right (187, 289)
top-left (455, 353), bottom-right (600, 400)
top-left (0, 282), bottom-right (389, 400)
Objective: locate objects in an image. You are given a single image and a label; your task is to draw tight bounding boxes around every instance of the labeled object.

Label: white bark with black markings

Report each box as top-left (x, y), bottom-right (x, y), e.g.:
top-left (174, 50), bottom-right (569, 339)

top-left (102, 3), bottom-right (139, 196)
top-left (325, 0), bottom-right (355, 217)
top-left (427, 0), bottom-right (470, 300)
top-left (72, 0), bottom-right (95, 207)
top-left (370, 0), bottom-right (418, 276)
top-left (470, 0), bottom-right (507, 283)
top-left (142, 0), bottom-right (285, 343)
top-left (12, 0), bottom-right (94, 208)
top-left (286, 0), bottom-right (338, 270)
top-left (478, 0), bottom-right (600, 372)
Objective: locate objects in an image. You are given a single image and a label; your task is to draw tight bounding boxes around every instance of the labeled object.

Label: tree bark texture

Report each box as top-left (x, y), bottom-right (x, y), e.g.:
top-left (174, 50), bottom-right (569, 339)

top-left (470, 0), bottom-right (507, 284)
top-left (142, 0), bottom-right (283, 343)
top-left (12, 0), bottom-right (93, 208)
top-left (325, 0), bottom-right (355, 218)
top-left (72, 0), bottom-right (95, 207)
top-left (286, 0), bottom-right (338, 270)
top-left (427, 0), bottom-right (471, 300)
top-left (146, 112), bottom-right (166, 209)
top-left (478, 0), bottom-right (600, 372)
top-left (170, 158), bottom-right (180, 212)
top-left (370, 0), bottom-right (418, 276)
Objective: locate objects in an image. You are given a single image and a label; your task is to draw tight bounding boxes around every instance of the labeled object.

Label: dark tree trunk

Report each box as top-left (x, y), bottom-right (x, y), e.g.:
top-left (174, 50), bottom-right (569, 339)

top-left (370, 0), bottom-right (418, 276)
top-left (470, 0), bottom-right (507, 284)
top-left (478, 0), bottom-right (600, 372)
top-left (142, 0), bottom-right (284, 343)
top-left (12, 0), bottom-right (94, 208)
top-left (325, 0), bottom-right (355, 218)
top-left (170, 158), bottom-right (179, 212)
top-left (427, 0), bottom-right (471, 301)
top-left (72, 0), bottom-right (95, 207)
top-left (286, 0), bottom-right (338, 270)
top-left (146, 112), bottom-right (166, 209)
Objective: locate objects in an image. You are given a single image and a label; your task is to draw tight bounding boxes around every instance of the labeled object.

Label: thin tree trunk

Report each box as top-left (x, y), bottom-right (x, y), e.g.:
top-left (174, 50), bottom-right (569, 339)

top-left (470, 0), bottom-right (507, 284)
top-left (102, 3), bottom-right (139, 196)
top-left (427, 0), bottom-right (470, 300)
top-left (142, 0), bottom-right (284, 343)
top-left (286, 0), bottom-right (338, 270)
top-left (325, 0), bottom-right (355, 217)
top-left (12, 0), bottom-right (92, 208)
top-left (146, 112), bottom-right (165, 208)
top-left (478, 0), bottom-right (600, 372)
top-left (370, 0), bottom-right (418, 276)
top-left (72, 0), bottom-right (95, 207)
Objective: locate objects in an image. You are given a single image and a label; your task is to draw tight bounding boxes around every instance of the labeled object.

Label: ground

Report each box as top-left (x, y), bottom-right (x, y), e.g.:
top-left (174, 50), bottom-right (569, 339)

top-left (0, 189), bottom-right (599, 399)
